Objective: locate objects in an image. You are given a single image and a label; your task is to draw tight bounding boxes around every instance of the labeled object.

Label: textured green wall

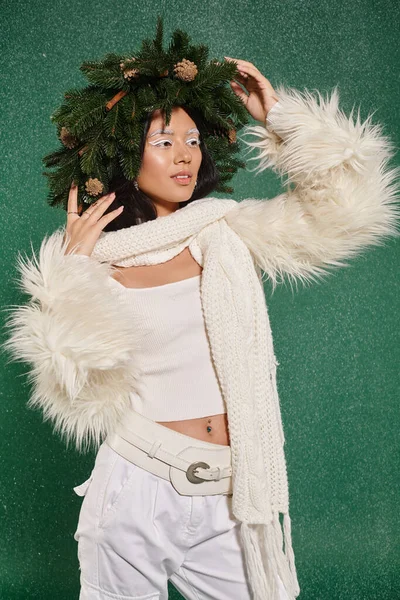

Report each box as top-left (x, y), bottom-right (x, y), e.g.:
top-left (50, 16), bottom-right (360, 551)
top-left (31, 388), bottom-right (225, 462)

top-left (1, 1), bottom-right (399, 599)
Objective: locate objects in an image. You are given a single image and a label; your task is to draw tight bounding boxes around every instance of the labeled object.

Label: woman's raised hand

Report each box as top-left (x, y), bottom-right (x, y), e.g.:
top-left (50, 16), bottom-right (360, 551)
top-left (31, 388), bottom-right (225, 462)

top-left (224, 57), bottom-right (279, 123)
top-left (64, 183), bottom-right (124, 256)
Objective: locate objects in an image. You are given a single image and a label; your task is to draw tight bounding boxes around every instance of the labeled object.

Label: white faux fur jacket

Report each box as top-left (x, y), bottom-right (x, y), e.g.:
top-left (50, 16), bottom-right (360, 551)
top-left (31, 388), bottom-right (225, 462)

top-left (3, 85), bottom-right (400, 452)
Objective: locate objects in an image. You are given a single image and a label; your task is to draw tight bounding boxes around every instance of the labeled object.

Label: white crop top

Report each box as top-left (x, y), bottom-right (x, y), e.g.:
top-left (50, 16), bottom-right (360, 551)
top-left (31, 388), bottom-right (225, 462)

top-left (108, 274), bottom-right (227, 421)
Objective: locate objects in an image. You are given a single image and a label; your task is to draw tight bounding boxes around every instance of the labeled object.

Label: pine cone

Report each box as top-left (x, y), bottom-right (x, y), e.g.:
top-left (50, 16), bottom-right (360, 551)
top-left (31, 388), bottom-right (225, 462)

top-left (120, 57), bottom-right (139, 80)
top-left (123, 68), bottom-right (140, 80)
top-left (228, 128), bottom-right (237, 144)
top-left (60, 126), bottom-right (79, 149)
top-left (85, 177), bottom-right (104, 196)
top-left (173, 58), bottom-right (198, 81)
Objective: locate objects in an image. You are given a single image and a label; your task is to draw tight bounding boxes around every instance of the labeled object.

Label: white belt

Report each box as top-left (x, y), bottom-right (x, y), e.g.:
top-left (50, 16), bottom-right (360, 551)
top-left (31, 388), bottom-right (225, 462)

top-left (105, 408), bottom-right (233, 496)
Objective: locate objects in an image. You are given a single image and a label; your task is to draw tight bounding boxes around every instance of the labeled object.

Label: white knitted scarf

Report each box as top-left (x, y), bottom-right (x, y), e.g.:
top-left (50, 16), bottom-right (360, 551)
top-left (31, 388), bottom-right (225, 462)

top-left (92, 195), bottom-right (300, 600)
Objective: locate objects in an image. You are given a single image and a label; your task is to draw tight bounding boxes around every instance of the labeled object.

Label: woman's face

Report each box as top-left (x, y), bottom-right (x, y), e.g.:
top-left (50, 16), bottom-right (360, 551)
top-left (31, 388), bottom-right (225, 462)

top-left (136, 106), bottom-right (202, 216)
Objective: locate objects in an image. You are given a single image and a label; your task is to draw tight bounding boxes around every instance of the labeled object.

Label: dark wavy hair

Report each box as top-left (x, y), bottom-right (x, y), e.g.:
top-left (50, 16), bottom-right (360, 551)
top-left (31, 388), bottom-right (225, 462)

top-left (102, 106), bottom-right (220, 232)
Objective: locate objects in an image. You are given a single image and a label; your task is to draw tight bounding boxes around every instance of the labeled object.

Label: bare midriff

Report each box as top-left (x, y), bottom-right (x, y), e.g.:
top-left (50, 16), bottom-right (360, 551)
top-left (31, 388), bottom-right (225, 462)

top-left (156, 413), bottom-right (230, 446)
top-left (111, 246), bottom-right (231, 447)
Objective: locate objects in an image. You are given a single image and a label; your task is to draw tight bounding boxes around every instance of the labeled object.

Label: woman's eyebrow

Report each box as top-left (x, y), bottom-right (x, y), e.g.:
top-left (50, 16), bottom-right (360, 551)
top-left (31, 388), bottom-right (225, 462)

top-left (148, 127), bottom-right (200, 137)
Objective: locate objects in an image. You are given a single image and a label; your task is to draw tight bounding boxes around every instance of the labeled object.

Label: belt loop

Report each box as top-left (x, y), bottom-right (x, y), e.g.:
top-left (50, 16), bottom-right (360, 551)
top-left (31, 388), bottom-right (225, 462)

top-left (147, 440), bottom-right (162, 458)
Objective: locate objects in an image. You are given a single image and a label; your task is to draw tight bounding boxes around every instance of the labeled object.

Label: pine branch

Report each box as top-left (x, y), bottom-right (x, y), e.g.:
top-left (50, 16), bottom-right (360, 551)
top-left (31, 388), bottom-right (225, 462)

top-left (79, 125), bottom-right (106, 174)
top-left (154, 15), bottom-right (164, 53)
top-left (68, 92), bottom-right (108, 136)
top-left (42, 146), bottom-right (69, 168)
top-left (168, 29), bottom-right (190, 57)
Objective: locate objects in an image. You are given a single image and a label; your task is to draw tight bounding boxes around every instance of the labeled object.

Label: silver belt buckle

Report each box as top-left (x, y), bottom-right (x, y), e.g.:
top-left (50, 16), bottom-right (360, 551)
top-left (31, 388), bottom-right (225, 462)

top-left (186, 461), bottom-right (210, 484)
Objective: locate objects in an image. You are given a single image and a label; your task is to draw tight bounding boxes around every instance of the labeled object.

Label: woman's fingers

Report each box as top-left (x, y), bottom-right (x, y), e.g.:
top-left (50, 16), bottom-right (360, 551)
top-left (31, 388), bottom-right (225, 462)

top-left (67, 185), bottom-right (116, 223)
top-left (230, 80), bottom-right (249, 103)
top-left (82, 193), bottom-right (116, 224)
top-left (233, 71), bottom-right (249, 83)
top-left (225, 57), bottom-right (278, 122)
top-left (225, 57), bottom-right (265, 84)
top-left (225, 56), bottom-right (257, 69)
top-left (83, 193), bottom-right (125, 231)
top-left (63, 190), bottom-right (123, 257)
top-left (236, 64), bottom-right (265, 85)
top-left (98, 204), bottom-right (124, 228)
top-left (67, 182), bottom-right (78, 216)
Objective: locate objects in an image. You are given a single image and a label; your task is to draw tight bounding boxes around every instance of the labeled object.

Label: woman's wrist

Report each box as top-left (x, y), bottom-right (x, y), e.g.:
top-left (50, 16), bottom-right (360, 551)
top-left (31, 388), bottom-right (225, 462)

top-left (257, 99), bottom-right (280, 126)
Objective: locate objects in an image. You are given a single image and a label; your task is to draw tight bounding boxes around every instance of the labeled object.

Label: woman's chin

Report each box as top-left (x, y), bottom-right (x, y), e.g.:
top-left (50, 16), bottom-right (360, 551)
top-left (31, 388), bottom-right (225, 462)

top-left (144, 184), bottom-right (196, 206)
top-left (168, 188), bottom-right (195, 203)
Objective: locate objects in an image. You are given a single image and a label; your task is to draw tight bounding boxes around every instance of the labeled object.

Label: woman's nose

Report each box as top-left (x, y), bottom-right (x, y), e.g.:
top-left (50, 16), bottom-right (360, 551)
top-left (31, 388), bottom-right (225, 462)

top-left (174, 142), bottom-right (192, 162)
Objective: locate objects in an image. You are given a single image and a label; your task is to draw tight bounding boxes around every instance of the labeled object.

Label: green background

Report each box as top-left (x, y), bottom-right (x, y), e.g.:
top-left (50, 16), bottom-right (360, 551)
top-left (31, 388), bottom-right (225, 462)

top-left (1, 1), bottom-right (399, 598)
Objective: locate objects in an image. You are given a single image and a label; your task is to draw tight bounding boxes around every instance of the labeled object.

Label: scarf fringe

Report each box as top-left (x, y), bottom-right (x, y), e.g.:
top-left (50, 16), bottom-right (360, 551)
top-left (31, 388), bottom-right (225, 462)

top-left (283, 513), bottom-right (300, 595)
top-left (240, 512), bottom-right (300, 599)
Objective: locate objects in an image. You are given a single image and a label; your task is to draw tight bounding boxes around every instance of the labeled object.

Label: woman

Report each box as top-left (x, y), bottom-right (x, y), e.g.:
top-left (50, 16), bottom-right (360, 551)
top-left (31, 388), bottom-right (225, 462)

top-left (3, 19), bottom-right (399, 600)
top-left (63, 59), bottom-right (287, 600)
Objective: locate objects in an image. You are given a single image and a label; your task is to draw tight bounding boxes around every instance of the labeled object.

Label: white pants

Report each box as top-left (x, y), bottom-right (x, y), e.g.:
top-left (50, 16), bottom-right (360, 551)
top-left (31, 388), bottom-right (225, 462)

top-left (73, 441), bottom-right (290, 600)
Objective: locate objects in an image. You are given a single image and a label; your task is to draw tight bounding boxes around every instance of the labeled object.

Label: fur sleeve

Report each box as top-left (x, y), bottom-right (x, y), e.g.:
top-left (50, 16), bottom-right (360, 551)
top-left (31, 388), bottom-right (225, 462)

top-left (1, 227), bottom-right (142, 453)
top-left (225, 85), bottom-right (400, 291)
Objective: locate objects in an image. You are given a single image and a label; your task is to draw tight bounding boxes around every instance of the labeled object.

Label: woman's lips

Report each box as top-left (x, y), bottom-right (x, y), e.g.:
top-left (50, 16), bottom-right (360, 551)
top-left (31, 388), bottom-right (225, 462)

top-left (171, 175), bottom-right (192, 185)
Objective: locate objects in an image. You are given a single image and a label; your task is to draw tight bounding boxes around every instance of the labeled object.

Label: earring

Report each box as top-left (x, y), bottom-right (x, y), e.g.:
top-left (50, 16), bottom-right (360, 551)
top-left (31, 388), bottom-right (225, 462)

top-left (133, 179), bottom-right (139, 191)
top-left (194, 179), bottom-right (197, 188)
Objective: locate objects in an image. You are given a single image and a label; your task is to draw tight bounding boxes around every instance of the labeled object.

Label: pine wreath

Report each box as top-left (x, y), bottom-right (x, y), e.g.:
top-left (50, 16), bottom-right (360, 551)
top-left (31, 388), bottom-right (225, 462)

top-left (42, 15), bottom-right (249, 212)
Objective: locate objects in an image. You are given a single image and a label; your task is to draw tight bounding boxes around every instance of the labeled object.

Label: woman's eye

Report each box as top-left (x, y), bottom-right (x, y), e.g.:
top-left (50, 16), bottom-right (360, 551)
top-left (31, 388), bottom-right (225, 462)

top-left (152, 138), bottom-right (201, 148)
top-left (155, 140), bottom-right (172, 147)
